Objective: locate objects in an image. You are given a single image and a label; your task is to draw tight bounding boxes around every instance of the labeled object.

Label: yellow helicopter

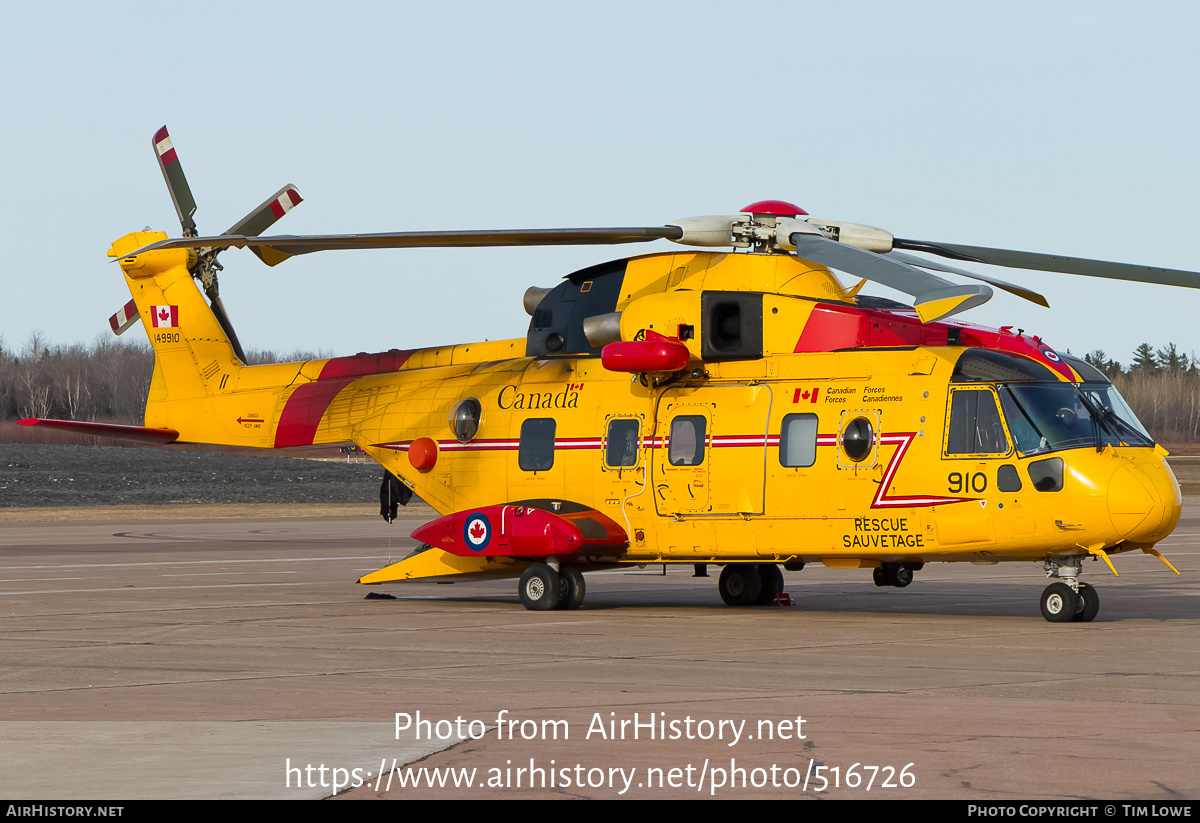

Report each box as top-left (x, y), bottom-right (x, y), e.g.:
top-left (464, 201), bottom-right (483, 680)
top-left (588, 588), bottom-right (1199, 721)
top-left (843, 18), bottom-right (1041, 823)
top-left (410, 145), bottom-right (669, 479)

top-left (24, 127), bottom-right (1190, 621)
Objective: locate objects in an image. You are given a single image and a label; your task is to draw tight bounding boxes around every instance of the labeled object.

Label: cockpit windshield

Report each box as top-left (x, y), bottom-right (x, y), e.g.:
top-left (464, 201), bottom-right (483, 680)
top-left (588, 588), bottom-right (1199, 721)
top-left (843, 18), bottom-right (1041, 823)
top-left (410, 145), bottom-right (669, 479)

top-left (999, 383), bottom-right (1154, 456)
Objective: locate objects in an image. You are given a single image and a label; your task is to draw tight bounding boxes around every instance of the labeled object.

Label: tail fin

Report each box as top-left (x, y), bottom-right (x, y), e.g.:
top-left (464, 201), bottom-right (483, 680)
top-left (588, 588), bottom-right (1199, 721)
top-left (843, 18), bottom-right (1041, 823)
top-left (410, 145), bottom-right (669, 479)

top-left (111, 229), bottom-right (392, 451)
top-left (111, 230), bottom-right (291, 447)
top-left (112, 231), bottom-right (240, 404)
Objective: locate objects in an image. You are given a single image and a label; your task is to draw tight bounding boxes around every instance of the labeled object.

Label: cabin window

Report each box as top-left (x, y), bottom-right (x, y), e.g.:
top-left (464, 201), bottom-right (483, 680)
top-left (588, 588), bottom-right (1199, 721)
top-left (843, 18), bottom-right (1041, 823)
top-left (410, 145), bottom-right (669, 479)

top-left (605, 419), bottom-right (640, 468)
top-left (946, 389), bottom-right (1009, 455)
top-left (668, 416), bottom-right (706, 466)
top-left (779, 413), bottom-right (818, 467)
top-left (449, 397), bottom-right (482, 443)
top-left (519, 418), bottom-right (556, 471)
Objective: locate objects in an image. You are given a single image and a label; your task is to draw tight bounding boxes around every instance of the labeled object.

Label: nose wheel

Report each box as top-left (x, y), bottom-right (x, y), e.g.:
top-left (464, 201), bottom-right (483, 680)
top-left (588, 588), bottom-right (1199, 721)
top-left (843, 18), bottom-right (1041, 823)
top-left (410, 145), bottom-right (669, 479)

top-left (873, 562), bottom-right (916, 588)
top-left (1040, 557), bottom-right (1100, 623)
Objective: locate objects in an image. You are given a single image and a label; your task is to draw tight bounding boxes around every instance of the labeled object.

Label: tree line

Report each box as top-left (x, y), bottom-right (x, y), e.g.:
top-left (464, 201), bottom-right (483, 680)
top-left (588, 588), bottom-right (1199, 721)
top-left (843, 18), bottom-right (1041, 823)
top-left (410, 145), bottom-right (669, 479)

top-left (0, 333), bottom-right (322, 426)
top-left (3, 333), bottom-right (1200, 444)
top-left (1086, 344), bottom-right (1200, 443)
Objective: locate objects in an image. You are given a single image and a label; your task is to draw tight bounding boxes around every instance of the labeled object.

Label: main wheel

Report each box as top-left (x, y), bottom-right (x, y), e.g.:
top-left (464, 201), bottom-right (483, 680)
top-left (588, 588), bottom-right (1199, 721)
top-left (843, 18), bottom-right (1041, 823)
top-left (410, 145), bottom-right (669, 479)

top-left (558, 566), bottom-right (586, 611)
top-left (718, 564), bottom-right (762, 606)
top-left (518, 563), bottom-right (561, 611)
top-left (1072, 582), bottom-right (1100, 623)
top-left (894, 566), bottom-right (914, 588)
top-left (756, 564), bottom-right (784, 604)
top-left (1040, 582), bottom-right (1080, 623)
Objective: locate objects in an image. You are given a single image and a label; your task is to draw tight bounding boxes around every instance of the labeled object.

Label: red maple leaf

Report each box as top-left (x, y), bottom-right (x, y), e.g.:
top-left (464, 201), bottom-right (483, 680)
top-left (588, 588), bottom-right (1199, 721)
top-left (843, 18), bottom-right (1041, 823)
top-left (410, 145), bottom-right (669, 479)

top-left (158, 308), bottom-right (170, 321)
top-left (469, 521), bottom-right (486, 541)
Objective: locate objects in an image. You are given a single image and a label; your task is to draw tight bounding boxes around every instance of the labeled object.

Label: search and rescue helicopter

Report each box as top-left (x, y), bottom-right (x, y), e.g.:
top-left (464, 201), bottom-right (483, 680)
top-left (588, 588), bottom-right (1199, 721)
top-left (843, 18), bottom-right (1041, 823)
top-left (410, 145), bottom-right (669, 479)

top-left (23, 127), bottom-right (1190, 621)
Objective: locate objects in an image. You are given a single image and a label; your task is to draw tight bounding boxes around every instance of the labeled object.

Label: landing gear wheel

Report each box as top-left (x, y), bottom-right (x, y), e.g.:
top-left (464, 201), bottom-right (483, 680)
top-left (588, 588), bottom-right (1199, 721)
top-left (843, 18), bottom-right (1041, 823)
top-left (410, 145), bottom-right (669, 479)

top-left (519, 563), bottom-right (561, 611)
top-left (872, 563), bottom-right (912, 588)
top-left (1072, 582), bottom-right (1100, 623)
top-left (558, 566), bottom-right (586, 611)
top-left (1040, 582), bottom-right (1080, 623)
top-left (756, 564), bottom-right (784, 604)
top-left (718, 564), bottom-right (763, 606)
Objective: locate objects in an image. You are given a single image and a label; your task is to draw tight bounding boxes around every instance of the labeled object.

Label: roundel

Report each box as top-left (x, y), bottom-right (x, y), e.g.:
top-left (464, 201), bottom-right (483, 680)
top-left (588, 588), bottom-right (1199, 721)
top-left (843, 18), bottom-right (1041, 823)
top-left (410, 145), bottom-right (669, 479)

top-left (463, 513), bottom-right (491, 552)
top-left (1042, 349), bottom-right (1061, 363)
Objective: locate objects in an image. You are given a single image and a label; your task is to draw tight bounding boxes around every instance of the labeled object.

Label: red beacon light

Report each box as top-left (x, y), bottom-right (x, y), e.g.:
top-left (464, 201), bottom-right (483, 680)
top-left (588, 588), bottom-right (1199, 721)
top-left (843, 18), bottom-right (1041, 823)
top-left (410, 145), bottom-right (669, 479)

top-left (741, 200), bottom-right (808, 218)
top-left (601, 329), bottom-right (691, 373)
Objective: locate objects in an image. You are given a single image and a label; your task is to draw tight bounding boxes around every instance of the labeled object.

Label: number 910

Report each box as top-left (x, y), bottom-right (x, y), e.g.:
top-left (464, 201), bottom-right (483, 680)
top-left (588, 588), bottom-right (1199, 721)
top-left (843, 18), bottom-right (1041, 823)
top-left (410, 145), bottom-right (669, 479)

top-left (948, 471), bottom-right (987, 494)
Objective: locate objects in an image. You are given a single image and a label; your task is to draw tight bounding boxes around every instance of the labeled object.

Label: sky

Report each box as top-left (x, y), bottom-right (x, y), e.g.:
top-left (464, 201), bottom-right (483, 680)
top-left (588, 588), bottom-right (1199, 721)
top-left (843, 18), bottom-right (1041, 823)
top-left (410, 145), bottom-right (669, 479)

top-left (2, 0), bottom-right (1198, 369)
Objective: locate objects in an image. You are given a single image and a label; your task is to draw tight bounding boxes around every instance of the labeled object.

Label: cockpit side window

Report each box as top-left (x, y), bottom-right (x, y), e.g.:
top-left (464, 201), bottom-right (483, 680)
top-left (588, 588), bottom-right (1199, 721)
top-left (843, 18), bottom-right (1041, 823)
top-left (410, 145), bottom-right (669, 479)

top-left (946, 388), bottom-right (1010, 455)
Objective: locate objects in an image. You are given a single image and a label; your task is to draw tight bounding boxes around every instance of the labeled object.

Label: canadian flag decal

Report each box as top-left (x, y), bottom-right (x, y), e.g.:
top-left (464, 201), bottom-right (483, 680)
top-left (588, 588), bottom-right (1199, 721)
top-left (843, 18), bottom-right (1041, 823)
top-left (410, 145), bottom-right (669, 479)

top-left (151, 306), bottom-right (179, 328)
top-left (793, 387), bottom-right (820, 404)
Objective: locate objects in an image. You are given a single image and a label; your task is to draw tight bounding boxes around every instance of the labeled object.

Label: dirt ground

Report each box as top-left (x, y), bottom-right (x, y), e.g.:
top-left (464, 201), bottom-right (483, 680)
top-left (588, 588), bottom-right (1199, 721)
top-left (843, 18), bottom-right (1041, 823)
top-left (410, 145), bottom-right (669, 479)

top-left (0, 443), bottom-right (385, 510)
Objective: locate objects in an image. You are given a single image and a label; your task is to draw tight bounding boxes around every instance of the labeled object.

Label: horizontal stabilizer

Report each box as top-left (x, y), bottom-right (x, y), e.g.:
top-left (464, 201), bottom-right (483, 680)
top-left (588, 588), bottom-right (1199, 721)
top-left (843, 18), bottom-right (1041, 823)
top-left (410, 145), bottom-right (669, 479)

top-left (19, 418), bottom-right (179, 445)
top-left (357, 547), bottom-right (530, 584)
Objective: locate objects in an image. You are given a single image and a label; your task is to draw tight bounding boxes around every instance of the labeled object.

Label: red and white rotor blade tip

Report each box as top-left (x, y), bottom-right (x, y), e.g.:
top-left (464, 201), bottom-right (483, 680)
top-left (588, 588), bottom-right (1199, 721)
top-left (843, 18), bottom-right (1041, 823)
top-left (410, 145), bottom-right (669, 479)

top-left (108, 300), bottom-right (139, 336)
top-left (152, 126), bottom-right (198, 235)
top-left (223, 185), bottom-right (304, 266)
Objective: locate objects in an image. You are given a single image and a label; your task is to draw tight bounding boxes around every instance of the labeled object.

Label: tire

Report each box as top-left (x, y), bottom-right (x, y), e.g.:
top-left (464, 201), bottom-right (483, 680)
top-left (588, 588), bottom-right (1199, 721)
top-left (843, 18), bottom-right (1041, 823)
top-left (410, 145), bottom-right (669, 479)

top-left (1072, 583), bottom-right (1100, 623)
top-left (872, 566), bottom-right (888, 587)
top-left (1040, 582), bottom-right (1080, 623)
top-left (559, 567), bottom-right (586, 611)
top-left (718, 564), bottom-right (762, 606)
top-left (518, 563), bottom-right (561, 611)
top-left (756, 564), bottom-right (784, 605)
top-left (894, 566), bottom-right (914, 588)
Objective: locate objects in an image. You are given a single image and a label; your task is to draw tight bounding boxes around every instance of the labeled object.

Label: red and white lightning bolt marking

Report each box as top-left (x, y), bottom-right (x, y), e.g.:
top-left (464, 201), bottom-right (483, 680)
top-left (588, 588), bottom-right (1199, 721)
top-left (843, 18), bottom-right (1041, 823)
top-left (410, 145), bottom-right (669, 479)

top-left (870, 432), bottom-right (973, 508)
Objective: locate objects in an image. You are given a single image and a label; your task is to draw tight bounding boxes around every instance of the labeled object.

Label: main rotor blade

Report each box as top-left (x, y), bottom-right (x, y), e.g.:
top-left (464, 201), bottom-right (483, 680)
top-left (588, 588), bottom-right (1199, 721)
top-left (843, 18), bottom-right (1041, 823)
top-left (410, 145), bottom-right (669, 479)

top-left (152, 126), bottom-right (198, 236)
top-left (894, 238), bottom-right (1200, 290)
top-left (886, 250), bottom-right (1049, 308)
top-left (121, 226), bottom-right (685, 266)
top-left (792, 234), bottom-right (992, 322)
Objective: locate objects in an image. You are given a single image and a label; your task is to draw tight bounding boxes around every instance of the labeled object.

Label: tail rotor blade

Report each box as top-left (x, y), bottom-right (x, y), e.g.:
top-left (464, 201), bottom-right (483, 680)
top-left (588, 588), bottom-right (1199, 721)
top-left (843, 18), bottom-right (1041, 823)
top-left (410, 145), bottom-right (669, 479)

top-left (205, 288), bottom-right (248, 365)
top-left (223, 185), bottom-right (304, 266)
top-left (224, 185), bottom-right (304, 238)
top-left (152, 126), bottom-right (199, 237)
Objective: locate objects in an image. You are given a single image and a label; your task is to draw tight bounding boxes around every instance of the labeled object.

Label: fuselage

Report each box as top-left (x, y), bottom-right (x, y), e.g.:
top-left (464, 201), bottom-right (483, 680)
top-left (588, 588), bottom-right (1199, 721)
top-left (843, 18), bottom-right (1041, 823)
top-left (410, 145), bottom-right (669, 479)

top-left (116, 233), bottom-right (1180, 573)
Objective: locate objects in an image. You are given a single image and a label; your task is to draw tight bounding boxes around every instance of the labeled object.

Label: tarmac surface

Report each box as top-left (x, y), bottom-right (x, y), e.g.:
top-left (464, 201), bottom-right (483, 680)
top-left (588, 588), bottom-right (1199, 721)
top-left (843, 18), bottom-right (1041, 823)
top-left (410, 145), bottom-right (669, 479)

top-left (1, 504), bottom-right (1197, 800)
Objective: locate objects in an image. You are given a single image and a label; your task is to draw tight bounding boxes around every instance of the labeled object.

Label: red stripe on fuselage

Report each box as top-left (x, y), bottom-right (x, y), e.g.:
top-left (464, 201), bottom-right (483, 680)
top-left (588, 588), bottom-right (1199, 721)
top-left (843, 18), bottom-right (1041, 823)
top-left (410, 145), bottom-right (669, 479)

top-left (794, 303), bottom-right (1075, 380)
top-left (273, 350), bottom-right (415, 447)
top-left (273, 377), bottom-right (358, 447)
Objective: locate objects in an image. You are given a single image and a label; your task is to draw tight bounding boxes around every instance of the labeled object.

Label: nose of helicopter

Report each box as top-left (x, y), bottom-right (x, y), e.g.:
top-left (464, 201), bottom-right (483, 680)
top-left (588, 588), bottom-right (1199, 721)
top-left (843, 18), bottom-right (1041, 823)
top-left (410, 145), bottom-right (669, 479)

top-left (1107, 459), bottom-right (1182, 545)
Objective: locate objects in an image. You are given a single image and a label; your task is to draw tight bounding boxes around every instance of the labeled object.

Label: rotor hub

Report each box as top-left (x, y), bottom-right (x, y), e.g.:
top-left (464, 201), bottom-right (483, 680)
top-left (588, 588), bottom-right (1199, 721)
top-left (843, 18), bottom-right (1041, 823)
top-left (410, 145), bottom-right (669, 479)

top-left (733, 201), bottom-right (817, 252)
top-left (741, 200), bottom-right (808, 218)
